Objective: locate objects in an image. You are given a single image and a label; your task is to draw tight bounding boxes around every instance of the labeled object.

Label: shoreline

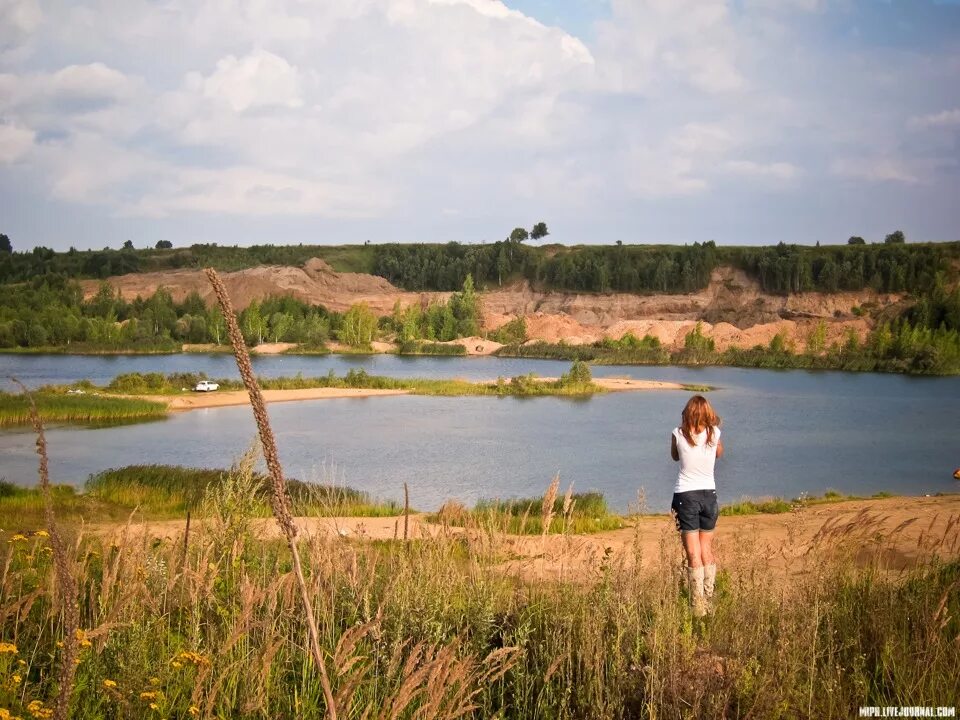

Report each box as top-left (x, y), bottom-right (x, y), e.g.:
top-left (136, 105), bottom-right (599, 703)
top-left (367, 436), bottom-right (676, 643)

top-left (142, 377), bottom-right (689, 411)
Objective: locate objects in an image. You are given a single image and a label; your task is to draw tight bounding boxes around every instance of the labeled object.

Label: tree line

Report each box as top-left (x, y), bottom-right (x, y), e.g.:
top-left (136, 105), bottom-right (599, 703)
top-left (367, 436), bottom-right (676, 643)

top-left (375, 238), bottom-right (957, 296)
top-left (2, 230), bottom-right (957, 298)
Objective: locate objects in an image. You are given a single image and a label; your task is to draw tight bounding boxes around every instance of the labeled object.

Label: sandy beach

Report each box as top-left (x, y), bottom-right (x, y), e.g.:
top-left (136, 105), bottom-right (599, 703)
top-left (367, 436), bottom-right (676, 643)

top-left (140, 377), bottom-right (688, 411)
top-left (148, 387), bottom-right (409, 410)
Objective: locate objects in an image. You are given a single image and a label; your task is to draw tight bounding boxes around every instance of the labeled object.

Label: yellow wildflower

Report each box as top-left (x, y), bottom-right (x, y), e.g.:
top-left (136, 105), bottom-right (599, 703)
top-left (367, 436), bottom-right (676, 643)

top-left (75, 629), bottom-right (92, 649)
top-left (11, 674), bottom-right (21, 684)
top-left (16, 660), bottom-right (26, 667)
top-left (188, 707), bottom-right (200, 717)
top-left (32, 530), bottom-right (49, 538)
top-left (139, 691), bottom-right (161, 701)
top-left (174, 651), bottom-right (209, 667)
top-left (0, 643), bottom-right (17, 655)
top-left (149, 676), bottom-right (160, 685)
top-left (26, 701), bottom-right (53, 720)
top-left (8, 534), bottom-right (27, 543)
top-left (102, 679), bottom-right (117, 689)
top-left (0, 708), bottom-right (24, 720)
top-left (171, 661), bottom-right (182, 669)
top-left (149, 704), bottom-right (159, 711)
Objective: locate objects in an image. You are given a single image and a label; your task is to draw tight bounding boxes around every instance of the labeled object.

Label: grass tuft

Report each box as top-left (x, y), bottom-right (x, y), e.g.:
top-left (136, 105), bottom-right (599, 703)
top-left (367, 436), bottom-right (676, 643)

top-left (0, 390), bottom-right (166, 426)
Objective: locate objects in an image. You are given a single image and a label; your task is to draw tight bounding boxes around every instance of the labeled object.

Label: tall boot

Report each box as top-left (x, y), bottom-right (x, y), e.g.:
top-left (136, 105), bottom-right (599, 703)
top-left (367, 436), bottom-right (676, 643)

top-left (703, 564), bottom-right (717, 612)
top-left (686, 566), bottom-right (707, 618)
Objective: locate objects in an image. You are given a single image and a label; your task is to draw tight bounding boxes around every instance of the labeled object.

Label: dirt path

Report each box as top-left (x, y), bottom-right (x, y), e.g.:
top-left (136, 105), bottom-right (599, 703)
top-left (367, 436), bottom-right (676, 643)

top-left (93, 495), bottom-right (960, 581)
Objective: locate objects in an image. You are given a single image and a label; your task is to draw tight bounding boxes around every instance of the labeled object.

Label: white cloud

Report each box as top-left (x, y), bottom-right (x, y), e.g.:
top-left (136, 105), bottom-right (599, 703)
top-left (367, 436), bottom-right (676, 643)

top-left (199, 50), bottom-right (303, 112)
top-left (743, 0), bottom-right (823, 12)
top-left (596, 0), bottom-right (745, 95)
top-left (0, 122), bottom-right (34, 163)
top-left (0, 0), bottom-right (957, 242)
top-left (725, 160), bottom-right (799, 180)
top-left (624, 123), bottom-right (739, 198)
top-left (0, 0), bottom-right (42, 49)
top-left (831, 157), bottom-right (921, 185)
top-left (0, 62), bottom-right (138, 116)
top-left (49, 62), bottom-right (134, 99)
top-left (908, 108), bottom-right (960, 130)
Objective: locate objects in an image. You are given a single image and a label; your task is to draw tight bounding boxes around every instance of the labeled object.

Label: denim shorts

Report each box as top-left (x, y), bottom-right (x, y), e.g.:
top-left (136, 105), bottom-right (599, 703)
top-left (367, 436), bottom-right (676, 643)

top-left (671, 489), bottom-right (719, 533)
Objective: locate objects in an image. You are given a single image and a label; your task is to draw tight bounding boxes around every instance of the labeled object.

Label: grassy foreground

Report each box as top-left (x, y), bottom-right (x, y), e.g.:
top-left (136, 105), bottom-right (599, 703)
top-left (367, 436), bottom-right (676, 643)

top-left (1, 461), bottom-right (957, 718)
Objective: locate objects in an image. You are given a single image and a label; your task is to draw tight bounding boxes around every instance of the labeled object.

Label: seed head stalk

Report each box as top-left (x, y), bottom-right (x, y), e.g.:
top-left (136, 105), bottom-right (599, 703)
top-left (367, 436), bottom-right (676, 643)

top-left (203, 269), bottom-right (338, 719)
top-left (12, 379), bottom-right (79, 720)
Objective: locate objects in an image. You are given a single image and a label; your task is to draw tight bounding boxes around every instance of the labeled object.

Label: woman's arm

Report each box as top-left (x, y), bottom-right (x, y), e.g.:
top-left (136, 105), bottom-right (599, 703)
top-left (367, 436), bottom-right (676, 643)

top-left (716, 439), bottom-right (724, 459)
top-left (670, 433), bottom-right (679, 461)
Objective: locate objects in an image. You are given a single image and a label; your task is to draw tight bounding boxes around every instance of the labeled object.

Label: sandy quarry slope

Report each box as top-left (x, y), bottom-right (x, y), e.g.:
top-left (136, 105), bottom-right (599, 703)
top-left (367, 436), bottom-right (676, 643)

top-left (82, 260), bottom-right (905, 351)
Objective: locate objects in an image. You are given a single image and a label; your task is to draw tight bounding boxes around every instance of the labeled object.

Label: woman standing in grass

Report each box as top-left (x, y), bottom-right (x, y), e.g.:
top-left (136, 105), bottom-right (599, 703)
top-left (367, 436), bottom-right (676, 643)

top-left (670, 395), bottom-right (723, 617)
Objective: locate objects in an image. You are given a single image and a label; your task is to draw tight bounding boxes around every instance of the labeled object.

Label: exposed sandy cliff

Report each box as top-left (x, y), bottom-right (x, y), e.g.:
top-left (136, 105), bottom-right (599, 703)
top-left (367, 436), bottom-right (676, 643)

top-left (83, 260), bottom-right (902, 352)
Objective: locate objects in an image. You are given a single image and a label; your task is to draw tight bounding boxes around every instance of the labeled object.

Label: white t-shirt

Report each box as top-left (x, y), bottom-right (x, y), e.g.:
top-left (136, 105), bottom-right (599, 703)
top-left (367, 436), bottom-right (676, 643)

top-left (672, 425), bottom-right (721, 493)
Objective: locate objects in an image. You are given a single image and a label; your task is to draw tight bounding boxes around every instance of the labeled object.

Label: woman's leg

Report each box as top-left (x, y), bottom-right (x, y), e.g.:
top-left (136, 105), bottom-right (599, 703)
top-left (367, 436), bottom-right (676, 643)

top-left (682, 532), bottom-right (707, 617)
top-left (681, 531), bottom-right (702, 568)
top-left (699, 530), bottom-right (717, 604)
top-left (698, 530), bottom-right (714, 566)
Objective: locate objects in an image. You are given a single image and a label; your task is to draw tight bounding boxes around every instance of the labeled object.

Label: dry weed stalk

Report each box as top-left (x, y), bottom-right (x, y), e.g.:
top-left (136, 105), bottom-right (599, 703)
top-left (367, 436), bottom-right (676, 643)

top-left (541, 474), bottom-right (560, 537)
top-left (403, 482), bottom-right (410, 542)
top-left (12, 379), bottom-right (79, 720)
top-left (561, 481), bottom-right (575, 534)
top-left (203, 268), bottom-right (339, 719)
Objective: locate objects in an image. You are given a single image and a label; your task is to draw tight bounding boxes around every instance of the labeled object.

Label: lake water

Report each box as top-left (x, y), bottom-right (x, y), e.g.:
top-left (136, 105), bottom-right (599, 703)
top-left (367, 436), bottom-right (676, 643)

top-left (1, 353), bottom-right (958, 511)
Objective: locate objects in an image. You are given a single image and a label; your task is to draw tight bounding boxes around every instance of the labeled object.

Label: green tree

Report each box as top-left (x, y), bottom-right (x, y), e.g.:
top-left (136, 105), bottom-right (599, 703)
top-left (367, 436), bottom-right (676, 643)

top-left (26, 323), bottom-right (49, 347)
top-left (496, 248), bottom-right (510, 286)
top-left (339, 303), bottom-right (377, 347)
top-left (683, 321), bottom-right (715, 362)
top-left (208, 306), bottom-right (226, 345)
top-left (768, 332), bottom-right (790, 354)
top-left (509, 227), bottom-right (529, 243)
top-left (492, 317), bottom-right (527, 344)
top-left (884, 230), bottom-right (906, 244)
top-left (449, 274), bottom-right (480, 337)
top-left (530, 222), bottom-right (549, 240)
top-left (269, 312), bottom-right (293, 343)
top-left (0, 234), bottom-right (11, 253)
top-left (847, 236), bottom-right (866, 245)
top-left (805, 320), bottom-right (827, 354)
top-left (561, 360), bottom-right (592, 386)
top-left (155, 239), bottom-right (173, 249)
top-left (122, 239), bottom-right (135, 250)
top-left (240, 301), bottom-right (266, 345)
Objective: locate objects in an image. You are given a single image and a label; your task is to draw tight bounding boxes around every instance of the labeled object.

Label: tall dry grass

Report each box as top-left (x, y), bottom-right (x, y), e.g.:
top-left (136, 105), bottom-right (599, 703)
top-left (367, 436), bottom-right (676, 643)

top-left (1, 466), bottom-right (957, 718)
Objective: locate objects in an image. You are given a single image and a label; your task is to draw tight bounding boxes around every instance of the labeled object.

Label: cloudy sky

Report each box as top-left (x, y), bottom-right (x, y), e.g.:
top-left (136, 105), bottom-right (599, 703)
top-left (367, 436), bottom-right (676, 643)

top-left (1, 0), bottom-right (959, 251)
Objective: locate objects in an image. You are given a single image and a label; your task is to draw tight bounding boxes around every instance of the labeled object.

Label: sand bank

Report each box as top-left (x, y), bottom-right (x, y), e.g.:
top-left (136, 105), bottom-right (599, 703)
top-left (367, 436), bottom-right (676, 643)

top-left (149, 387), bottom-right (408, 410)
top-left (143, 377), bottom-right (688, 411)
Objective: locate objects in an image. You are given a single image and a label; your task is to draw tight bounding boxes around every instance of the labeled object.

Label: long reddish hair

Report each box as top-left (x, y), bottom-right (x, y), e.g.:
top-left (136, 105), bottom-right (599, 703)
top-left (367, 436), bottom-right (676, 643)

top-left (680, 395), bottom-right (720, 447)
